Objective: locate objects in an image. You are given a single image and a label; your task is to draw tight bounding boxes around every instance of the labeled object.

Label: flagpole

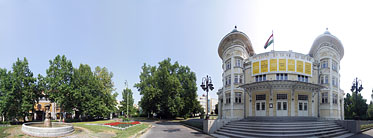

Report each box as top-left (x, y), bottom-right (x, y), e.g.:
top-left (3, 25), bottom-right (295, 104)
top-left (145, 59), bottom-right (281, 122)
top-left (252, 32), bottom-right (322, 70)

top-left (272, 30), bottom-right (274, 52)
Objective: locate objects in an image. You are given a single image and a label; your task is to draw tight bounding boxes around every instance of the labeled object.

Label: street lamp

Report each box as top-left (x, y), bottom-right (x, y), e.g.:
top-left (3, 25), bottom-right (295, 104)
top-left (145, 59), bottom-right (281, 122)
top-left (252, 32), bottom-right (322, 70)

top-left (200, 75), bottom-right (214, 120)
top-left (124, 80), bottom-right (129, 119)
top-left (351, 77), bottom-right (363, 120)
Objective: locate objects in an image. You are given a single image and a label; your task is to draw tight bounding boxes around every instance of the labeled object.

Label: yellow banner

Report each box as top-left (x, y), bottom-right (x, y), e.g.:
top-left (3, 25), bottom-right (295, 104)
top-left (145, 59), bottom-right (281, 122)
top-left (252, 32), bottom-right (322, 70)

top-left (261, 60), bottom-right (268, 73)
top-left (288, 59), bottom-right (295, 72)
top-left (270, 59), bottom-right (277, 72)
top-left (296, 60), bottom-right (304, 73)
top-left (279, 59), bottom-right (286, 71)
top-left (253, 61), bottom-right (259, 75)
top-left (305, 62), bottom-right (311, 75)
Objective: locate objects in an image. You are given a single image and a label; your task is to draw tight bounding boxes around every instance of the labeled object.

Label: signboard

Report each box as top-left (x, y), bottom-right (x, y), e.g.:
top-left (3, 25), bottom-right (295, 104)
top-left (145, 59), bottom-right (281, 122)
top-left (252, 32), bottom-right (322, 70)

top-left (305, 62), bottom-right (311, 75)
top-left (261, 60), bottom-right (268, 73)
top-left (279, 59), bottom-right (286, 71)
top-left (270, 59), bottom-right (277, 72)
top-left (296, 60), bottom-right (304, 73)
top-left (288, 59), bottom-right (295, 72)
top-left (253, 61), bottom-right (259, 75)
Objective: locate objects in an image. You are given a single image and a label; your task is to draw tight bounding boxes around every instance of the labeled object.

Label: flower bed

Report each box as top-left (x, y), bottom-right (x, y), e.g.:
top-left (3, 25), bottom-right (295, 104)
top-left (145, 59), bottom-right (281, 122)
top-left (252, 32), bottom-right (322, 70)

top-left (103, 121), bottom-right (141, 129)
top-left (104, 121), bottom-right (140, 126)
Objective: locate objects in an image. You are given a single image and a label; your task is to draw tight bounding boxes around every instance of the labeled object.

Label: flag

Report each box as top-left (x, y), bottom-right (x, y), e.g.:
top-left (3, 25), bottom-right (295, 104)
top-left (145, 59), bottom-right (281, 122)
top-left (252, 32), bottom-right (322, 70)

top-left (264, 33), bottom-right (274, 49)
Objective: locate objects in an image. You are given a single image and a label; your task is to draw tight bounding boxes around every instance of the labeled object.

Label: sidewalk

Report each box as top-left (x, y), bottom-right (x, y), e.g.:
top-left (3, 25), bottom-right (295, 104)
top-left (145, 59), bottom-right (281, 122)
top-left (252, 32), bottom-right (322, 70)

top-left (349, 129), bottom-right (373, 138)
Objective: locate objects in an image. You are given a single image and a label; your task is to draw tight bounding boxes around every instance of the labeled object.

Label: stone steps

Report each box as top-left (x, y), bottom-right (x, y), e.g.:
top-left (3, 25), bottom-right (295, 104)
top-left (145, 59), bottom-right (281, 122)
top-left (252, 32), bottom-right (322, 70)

top-left (213, 119), bottom-right (353, 138)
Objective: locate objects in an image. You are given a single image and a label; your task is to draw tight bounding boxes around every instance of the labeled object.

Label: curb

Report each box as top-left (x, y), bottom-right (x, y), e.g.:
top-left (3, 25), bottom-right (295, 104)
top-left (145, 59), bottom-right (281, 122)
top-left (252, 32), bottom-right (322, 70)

top-left (130, 123), bottom-right (152, 138)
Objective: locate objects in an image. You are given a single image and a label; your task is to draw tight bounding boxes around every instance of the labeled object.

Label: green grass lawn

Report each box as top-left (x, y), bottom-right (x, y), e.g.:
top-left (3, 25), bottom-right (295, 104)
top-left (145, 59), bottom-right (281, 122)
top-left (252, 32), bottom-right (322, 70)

top-left (361, 124), bottom-right (373, 130)
top-left (73, 120), bottom-right (150, 138)
top-left (0, 125), bottom-right (14, 138)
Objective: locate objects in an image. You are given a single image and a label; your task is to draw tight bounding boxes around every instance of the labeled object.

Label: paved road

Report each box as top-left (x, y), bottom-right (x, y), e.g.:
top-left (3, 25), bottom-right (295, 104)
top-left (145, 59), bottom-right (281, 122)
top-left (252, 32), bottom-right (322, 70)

top-left (348, 129), bottom-right (373, 138)
top-left (140, 121), bottom-right (212, 138)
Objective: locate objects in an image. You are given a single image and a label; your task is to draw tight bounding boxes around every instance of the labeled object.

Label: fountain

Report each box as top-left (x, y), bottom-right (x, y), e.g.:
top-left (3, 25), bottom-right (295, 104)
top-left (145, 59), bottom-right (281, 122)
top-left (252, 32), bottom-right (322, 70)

top-left (22, 104), bottom-right (74, 137)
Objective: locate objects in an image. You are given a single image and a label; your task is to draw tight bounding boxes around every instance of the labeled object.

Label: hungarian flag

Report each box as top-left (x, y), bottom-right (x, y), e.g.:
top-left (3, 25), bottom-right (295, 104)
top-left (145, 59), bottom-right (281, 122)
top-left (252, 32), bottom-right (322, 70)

top-left (264, 33), bottom-right (274, 49)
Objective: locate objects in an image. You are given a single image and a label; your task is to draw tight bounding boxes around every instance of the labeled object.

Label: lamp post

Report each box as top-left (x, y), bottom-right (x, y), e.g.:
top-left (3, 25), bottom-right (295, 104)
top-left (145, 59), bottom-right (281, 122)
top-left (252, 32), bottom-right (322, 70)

top-left (200, 75), bottom-right (214, 120)
top-left (350, 77), bottom-right (363, 120)
top-left (124, 80), bottom-right (129, 119)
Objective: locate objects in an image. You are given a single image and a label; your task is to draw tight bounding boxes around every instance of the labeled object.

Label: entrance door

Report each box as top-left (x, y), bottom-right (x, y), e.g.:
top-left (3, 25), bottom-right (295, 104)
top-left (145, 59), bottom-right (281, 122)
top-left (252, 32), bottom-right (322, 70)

top-left (298, 101), bottom-right (308, 116)
top-left (276, 101), bottom-right (288, 116)
top-left (256, 101), bottom-right (266, 116)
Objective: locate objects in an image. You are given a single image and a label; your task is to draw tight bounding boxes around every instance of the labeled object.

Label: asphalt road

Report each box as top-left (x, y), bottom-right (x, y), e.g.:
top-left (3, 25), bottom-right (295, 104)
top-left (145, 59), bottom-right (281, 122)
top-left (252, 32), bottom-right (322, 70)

top-left (140, 121), bottom-right (212, 138)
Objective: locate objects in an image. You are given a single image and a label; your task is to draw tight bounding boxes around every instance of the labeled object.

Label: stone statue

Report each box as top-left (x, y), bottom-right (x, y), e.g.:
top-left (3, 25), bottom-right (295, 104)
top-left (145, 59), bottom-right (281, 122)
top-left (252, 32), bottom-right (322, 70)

top-left (44, 104), bottom-right (52, 127)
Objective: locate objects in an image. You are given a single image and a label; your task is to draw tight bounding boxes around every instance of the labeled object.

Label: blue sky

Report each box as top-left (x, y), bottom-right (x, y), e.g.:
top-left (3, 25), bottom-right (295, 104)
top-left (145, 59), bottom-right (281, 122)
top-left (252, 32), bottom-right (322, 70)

top-left (1, 0), bottom-right (373, 104)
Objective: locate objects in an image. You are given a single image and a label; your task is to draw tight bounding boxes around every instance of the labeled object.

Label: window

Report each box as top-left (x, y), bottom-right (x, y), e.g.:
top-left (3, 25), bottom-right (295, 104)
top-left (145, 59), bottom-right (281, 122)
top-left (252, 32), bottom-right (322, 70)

top-left (277, 102), bottom-right (281, 110)
top-left (298, 95), bottom-right (308, 100)
top-left (225, 60), bottom-right (231, 70)
top-left (228, 76), bottom-right (231, 85)
top-left (256, 94), bottom-right (266, 100)
top-left (276, 74), bottom-right (288, 80)
top-left (239, 75), bottom-right (243, 84)
top-left (235, 58), bottom-right (242, 67)
top-left (277, 94), bottom-right (287, 100)
top-left (322, 93), bottom-right (328, 103)
top-left (234, 75), bottom-right (239, 84)
top-left (255, 75), bottom-right (267, 82)
top-left (261, 102), bottom-right (265, 110)
top-left (304, 103), bottom-right (307, 111)
top-left (225, 93), bottom-right (231, 104)
top-left (298, 75), bottom-right (308, 82)
top-left (321, 60), bottom-right (328, 68)
top-left (283, 102), bottom-right (287, 110)
top-left (235, 92), bottom-right (242, 103)
top-left (332, 77), bottom-right (335, 86)
top-left (256, 103), bottom-right (260, 110)
top-left (225, 77), bottom-right (228, 86)
top-left (333, 93), bottom-right (338, 104)
top-left (320, 76), bottom-right (324, 84)
top-left (299, 103), bottom-right (303, 110)
top-left (325, 75), bottom-right (329, 84)
top-left (332, 61), bottom-right (338, 71)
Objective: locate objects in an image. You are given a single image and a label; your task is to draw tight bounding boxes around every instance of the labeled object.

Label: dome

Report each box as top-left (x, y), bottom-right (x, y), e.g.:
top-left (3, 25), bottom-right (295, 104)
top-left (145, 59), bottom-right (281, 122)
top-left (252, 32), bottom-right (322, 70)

top-left (218, 26), bottom-right (255, 59)
top-left (309, 28), bottom-right (344, 60)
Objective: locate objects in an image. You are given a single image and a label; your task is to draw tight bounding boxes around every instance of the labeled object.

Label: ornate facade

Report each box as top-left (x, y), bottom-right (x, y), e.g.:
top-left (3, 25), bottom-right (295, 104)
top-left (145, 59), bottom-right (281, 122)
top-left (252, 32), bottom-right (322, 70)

top-left (217, 27), bottom-right (344, 120)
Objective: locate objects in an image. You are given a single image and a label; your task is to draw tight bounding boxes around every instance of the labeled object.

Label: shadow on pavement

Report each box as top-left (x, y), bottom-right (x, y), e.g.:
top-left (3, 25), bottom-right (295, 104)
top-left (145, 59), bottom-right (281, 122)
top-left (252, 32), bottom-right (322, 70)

top-left (162, 128), bottom-right (181, 133)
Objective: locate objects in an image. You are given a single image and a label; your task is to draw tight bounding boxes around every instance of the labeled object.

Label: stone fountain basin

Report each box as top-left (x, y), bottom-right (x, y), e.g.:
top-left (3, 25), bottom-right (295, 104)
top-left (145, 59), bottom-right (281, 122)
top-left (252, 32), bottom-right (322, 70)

top-left (22, 122), bottom-right (74, 137)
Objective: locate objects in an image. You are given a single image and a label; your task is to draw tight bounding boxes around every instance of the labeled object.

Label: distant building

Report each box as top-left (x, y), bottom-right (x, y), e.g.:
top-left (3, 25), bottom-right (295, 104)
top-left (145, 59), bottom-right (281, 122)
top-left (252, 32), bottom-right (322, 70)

top-left (198, 94), bottom-right (218, 114)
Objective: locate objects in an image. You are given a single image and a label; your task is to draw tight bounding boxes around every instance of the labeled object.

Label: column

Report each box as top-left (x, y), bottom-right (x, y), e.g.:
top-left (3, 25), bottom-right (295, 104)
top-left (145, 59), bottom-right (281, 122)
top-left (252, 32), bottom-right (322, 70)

top-left (329, 58), bottom-right (333, 118)
top-left (230, 56), bottom-right (234, 118)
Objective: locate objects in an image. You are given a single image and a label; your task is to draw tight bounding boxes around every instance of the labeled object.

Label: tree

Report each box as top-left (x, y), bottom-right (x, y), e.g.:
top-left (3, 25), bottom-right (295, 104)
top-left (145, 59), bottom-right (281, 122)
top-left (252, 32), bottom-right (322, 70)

top-left (9, 58), bottom-right (39, 122)
top-left (0, 68), bottom-right (11, 121)
top-left (45, 55), bottom-right (74, 120)
top-left (93, 66), bottom-right (118, 118)
top-left (72, 64), bottom-right (118, 120)
top-left (368, 90), bottom-right (373, 119)
top-left (214, 104), bottom-right (218, 115)
top-left (344, 93), bottom-right (368, 119)
top-left (135, 58), bottom-right (200, 118)
top-left (120, 88), bottom-right (135, 117)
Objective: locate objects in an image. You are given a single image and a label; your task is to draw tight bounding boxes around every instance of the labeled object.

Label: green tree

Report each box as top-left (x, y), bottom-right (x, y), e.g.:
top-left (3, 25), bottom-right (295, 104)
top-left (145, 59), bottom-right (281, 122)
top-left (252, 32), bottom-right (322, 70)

top-left (344, 93), bottom-right (368, 119)
top-left (93, 66), bottom-right (118, 118)
top-left (214, 103), bottom-right (218, 115)
top-left (72, 64), bottom-right (118, 120)
top-left (135, 58), bottom-right (200, 118)
top-left (120, 88), bottom-right (135, 117)
top-left (0, 68), bottom-right (12, 121)
top-left (9, 58), bottom-right (39, 122)
top-left (367, 102), bottom-right (373, 119)
top-left (45, 55), bottom-right (74, 120)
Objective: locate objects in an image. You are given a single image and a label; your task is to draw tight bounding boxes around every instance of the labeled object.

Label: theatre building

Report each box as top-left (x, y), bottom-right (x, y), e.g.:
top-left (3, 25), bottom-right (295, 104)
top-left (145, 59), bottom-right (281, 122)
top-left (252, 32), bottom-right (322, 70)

top-left (217, 27), bottom-right (344, 120)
